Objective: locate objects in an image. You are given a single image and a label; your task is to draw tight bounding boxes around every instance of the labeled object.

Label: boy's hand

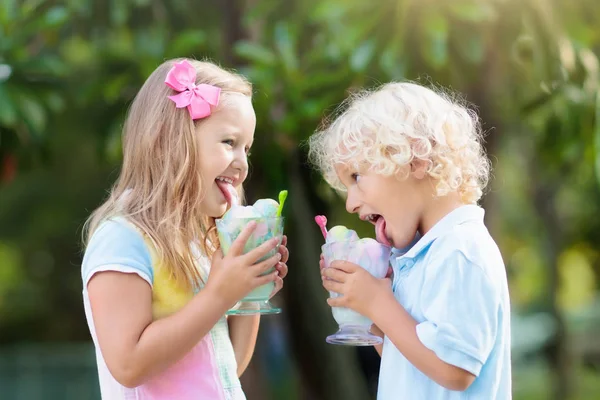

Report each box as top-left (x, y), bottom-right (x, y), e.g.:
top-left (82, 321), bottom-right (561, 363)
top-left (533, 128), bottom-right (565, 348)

top-left (270, 235), bottom-right (289, 298)
top-left (321, 260), bottom-right (392, 319)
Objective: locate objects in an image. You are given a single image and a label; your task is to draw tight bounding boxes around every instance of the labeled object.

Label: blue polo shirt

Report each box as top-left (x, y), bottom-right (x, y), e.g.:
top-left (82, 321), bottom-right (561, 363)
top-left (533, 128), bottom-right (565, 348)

top-left (377, 205), bottom-right (512, 399)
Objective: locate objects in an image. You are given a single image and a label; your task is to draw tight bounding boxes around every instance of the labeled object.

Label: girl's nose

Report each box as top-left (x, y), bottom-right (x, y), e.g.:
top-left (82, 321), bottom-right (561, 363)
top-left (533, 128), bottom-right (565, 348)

top-left (231, 150), bottom-right (248, 172)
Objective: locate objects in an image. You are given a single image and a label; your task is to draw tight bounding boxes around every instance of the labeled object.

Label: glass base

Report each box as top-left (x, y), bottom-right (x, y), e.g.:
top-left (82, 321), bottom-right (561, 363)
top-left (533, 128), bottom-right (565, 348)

top-left (326, 325), bottom-right (383, 346)
top-left (226, 300), bottom-right (281, 316)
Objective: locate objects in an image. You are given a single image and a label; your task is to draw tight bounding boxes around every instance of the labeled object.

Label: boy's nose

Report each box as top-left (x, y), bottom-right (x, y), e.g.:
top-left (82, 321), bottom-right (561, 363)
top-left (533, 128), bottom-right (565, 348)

top-left (345, 194), bottom-right (360, 214)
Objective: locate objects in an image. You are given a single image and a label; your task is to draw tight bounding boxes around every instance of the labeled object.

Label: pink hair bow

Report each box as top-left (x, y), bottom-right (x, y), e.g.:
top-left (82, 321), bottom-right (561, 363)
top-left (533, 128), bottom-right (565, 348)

top-left (164, 60), bottom-right (221, 120)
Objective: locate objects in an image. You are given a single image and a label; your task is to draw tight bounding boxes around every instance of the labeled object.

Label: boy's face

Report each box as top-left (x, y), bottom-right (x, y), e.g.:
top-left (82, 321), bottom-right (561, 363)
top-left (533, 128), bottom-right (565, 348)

top-left (335, 164), bottom-right (426, 249)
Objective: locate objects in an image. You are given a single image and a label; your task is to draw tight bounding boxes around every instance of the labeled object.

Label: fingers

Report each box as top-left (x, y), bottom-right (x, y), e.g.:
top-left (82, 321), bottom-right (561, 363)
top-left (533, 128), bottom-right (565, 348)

top-left (243, 236), bottom-right (280, 264)
top-left (278, 244), bottom-right (289, 264)
top-left (270, 276), bottom-right (284, 298)
top-left (322, 278), bottom-right (343, 294)
top-left (228, 221), bottom-right (257, 256)
top-left (327, 296), bottom-right (344, 307)
top-left (276, 262), bottom-right (288, 279)
top-left (256, 270), bottom-right (279, 287)
top-left (212, 248), bottom-right (224, 262)
top-left (252, 251), bottom-right (282, 275)
top-left (321, 267), bottom-right (347, 283)
top-left (386, 266), bottom-right (393, 278)
top-left (281, 235), bottom-right (287, 247)
top-left (330, 260), bottom-right (359, 273)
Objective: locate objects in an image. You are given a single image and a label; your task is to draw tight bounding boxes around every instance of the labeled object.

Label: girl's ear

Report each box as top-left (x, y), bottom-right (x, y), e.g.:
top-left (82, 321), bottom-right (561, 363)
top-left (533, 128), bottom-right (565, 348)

top-left (410, 160), bottom-right (427, 180)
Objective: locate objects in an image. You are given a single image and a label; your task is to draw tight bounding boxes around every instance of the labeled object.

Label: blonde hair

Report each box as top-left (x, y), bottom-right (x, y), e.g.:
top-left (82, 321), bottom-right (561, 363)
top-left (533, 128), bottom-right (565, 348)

top-left (84, 58), bottom-right (252, 290)
top-left (308, 82), bottom-right (490, 204)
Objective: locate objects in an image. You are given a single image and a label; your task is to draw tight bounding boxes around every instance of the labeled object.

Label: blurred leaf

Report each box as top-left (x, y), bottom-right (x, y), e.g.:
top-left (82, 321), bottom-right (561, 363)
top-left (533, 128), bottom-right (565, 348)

top-left (454, 32), bottom-right (485, 65)
top-left (17, 93), bottom-right (46, 136)
top-left (103, 73), bottom-right (130, 102)
top-left (0, 85), bottom-right (18, 126)
top-left (44, 6), bottom-right (69, 27)
top-left (110, 0), bottom-right (128, 26)
top-left (167, 30), bottom-right (207, 58)
top-left (448, 1), bottom-right (497, 23)
top-left (594, 89), bottom-right (600, 186)
top-left (274, 22), bottom-right (298, 73)
top-left (421, 11), bottom-right (449, 68)
top-left (0, 241), bottom-right (23, 305)
top-left (558, 248), bottom-right (596, 310)
top-left (379, 45), bottom-right (406, 79)
top-left (349, 39), bottom-right (376, 72)
top-left (234, 41), bottom-right (277, 66)
top-left (61, 36), bottom-right (95, 67)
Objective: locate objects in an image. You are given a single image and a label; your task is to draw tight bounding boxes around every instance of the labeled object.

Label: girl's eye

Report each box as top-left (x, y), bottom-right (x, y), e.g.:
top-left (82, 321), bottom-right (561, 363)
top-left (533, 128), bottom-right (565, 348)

top-left (223, 139), bottom-right (234, 147)
top-left (351, 173), bottom-right (361, 182)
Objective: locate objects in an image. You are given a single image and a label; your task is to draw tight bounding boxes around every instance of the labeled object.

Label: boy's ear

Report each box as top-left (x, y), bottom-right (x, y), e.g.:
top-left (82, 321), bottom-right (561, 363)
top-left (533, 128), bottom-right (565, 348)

top-left (410, 160), bottom-right (427, 180)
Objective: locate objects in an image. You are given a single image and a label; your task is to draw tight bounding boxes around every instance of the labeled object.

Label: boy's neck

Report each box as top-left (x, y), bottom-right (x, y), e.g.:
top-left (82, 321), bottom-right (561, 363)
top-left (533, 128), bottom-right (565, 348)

top-left (418, 193), bottom-right (467, 235)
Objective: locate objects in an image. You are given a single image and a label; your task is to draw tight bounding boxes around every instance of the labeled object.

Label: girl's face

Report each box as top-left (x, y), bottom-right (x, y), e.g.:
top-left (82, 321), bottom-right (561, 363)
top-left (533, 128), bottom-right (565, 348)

top-left (335, 164), bottom-right (428, 249)
top-left (197, 94), bottom-right (256, 218)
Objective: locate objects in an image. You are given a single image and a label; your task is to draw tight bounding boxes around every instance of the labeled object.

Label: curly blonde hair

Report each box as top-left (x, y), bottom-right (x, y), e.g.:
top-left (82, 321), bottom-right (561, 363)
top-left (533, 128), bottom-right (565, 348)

top-left (308, 82), bottom-right (490, 204)
top-left (84, 58), bottom-right (252, 290)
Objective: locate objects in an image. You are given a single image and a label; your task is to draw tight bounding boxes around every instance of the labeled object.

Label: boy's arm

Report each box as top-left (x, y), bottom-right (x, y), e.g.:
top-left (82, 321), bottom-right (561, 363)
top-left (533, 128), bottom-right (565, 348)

top-left (370, 251), bottom-right (499, 392)
top-left (323, 252), bottom-right (497, 392)
top-left (370, 293), bottom-right (475, 390)
top-left (371, 324), bottom-right (384, 356)
top-left (228, 315), bottom-right (261, 376)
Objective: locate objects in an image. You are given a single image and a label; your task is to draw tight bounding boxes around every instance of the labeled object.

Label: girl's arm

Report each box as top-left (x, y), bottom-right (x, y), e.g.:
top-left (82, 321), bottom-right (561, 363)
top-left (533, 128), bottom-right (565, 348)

top-left (89, 224), bottom-right (281, 388)
top-left (228, 315), bottom-right (260, 376)
top-left (371, 292), bottom-right (475, 391)
top-left (89, 271), bottom-right (231, 388)
top-left (228, 238), bottom-right (289, 377)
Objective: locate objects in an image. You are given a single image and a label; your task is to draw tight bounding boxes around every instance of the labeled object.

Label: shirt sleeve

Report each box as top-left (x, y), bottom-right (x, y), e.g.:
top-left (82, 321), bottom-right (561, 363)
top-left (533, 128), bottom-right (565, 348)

top-left (415, 250), bottom-right (499, 376)
top-left (81, 218), bottom-right (154, 287)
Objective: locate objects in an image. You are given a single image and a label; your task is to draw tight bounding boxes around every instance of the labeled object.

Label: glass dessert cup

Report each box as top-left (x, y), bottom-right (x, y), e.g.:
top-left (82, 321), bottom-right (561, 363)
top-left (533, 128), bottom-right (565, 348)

top-left (216, 216), bottom-right (285, 315)
top-left (321, 239), bottom-right (391, 345)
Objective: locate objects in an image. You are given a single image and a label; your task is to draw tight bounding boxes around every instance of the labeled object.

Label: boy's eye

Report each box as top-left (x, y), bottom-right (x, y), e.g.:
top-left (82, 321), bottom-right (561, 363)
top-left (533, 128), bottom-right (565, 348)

top-left (351, 173), bottom-right (361, 182)
top-left (223, 139), bottom-right (234, 147)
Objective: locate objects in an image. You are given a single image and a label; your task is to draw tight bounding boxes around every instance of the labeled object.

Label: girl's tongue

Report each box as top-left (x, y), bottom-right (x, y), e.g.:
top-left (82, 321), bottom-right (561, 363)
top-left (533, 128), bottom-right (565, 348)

top-left (375, 216), bottom-right (393, 247)
top-left (215, 180), bottom-right (234, 206)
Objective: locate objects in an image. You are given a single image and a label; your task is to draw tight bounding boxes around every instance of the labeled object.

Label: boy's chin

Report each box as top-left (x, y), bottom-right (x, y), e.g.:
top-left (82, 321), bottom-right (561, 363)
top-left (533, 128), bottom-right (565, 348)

top-left (393, 234), bottom-right (418, 250)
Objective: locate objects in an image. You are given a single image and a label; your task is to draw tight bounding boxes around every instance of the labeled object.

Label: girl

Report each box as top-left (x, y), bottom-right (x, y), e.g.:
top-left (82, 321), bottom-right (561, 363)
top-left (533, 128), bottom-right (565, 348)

top-left (309, 82), bottom-right (511, 399)
top-left (82, 59), bottom-right (289, 399)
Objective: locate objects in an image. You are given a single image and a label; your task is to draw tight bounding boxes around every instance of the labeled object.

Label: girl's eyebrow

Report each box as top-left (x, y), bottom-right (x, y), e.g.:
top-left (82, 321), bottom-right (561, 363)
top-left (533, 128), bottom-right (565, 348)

top-left (219, 130), bottom-right (254, 147)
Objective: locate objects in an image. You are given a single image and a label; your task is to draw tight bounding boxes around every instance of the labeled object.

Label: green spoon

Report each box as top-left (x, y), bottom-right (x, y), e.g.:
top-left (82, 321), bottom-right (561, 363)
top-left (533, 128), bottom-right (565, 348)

top-left (276, 190), bottom-right (288, 217)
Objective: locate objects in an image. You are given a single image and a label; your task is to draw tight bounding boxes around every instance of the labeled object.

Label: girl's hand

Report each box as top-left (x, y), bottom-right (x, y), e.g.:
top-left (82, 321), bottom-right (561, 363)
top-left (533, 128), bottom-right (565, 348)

top-left (270, 235), bottom-right (289, 299)
top-left (321, 260), bottom-right (393, 319)
top-left (208, 222), bottom-right (281, 307)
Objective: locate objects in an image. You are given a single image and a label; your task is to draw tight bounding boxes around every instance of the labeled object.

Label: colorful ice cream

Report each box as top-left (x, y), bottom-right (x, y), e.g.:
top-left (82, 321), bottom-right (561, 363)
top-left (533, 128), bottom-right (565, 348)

top-left (316, 215), bottom-right (391, 328)
top-left (216, 190), bottom-right (287, 301)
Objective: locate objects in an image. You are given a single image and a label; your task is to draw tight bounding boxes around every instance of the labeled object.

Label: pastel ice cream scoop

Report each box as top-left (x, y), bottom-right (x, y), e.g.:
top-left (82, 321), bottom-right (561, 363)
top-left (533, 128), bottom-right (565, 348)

top-left (252, 199), bottom-right (279, 218)
top-left (221, 190), bottom-right (288, 220)
top-left (224, 205), bottom-right (262, 219)
top-left (326, 225), bottom-right (359, 243)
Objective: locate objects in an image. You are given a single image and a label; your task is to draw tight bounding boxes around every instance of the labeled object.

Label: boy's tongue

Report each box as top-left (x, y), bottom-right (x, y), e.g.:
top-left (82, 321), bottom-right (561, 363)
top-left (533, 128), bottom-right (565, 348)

top-left (216, 180), bottom-right (234, 206)
top-left (375, 217), bottom-right (392, 247)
